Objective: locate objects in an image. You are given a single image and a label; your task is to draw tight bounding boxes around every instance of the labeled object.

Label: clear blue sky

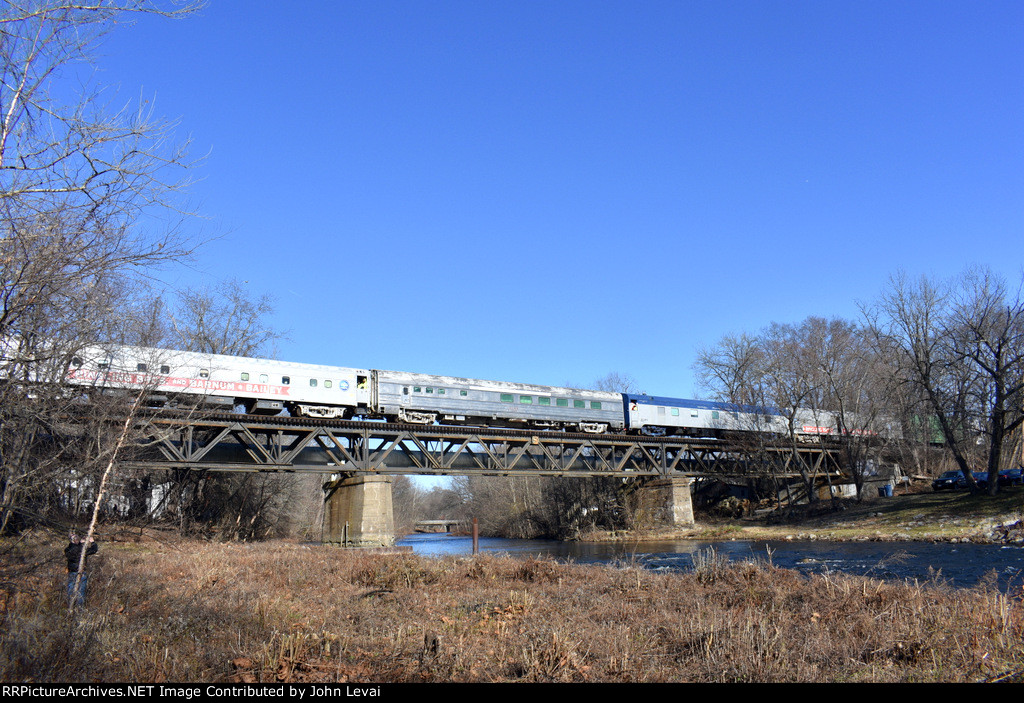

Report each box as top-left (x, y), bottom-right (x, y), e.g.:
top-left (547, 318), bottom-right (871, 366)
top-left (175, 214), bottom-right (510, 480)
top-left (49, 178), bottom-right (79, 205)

top-left (98, 0), bottom-right (1023, 401)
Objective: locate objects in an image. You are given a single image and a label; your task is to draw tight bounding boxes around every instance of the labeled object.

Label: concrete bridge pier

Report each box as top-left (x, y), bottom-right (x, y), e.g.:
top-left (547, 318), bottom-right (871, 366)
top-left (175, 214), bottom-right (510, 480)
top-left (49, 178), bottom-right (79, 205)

top-left (322, 474), bottom-right (395, 547)
top-left (643, 477), bottom-right (696, 527)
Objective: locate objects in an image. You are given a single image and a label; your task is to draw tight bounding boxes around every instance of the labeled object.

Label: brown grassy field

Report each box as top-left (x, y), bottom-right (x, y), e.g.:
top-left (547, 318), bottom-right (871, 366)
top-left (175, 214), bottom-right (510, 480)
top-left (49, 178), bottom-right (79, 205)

top-left (2, 534), bottom-right (1023, 683)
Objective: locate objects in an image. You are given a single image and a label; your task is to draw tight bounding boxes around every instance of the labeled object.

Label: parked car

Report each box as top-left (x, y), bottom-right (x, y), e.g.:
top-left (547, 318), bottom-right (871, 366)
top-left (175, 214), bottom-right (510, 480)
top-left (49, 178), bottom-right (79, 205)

top-left (971, 472), bottom-right (990, 489)
top-left (998, 468), bottom-right (1023, 486)
top-left (932, 470), bottom-right (963, 491)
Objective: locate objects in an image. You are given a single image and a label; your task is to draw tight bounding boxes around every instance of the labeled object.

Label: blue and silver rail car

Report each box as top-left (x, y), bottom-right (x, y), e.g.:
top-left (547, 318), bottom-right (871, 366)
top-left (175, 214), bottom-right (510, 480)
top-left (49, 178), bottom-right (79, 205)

top-left (623, 394), bottom-right (791, 437)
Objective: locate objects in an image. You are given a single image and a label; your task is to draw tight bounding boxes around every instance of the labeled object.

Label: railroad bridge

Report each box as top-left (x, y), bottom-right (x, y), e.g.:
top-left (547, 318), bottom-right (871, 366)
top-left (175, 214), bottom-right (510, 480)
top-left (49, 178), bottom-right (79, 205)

top-left (415, 519), bottom-right (469, 533)
top-left (121, 411), bottom-right (848, 546)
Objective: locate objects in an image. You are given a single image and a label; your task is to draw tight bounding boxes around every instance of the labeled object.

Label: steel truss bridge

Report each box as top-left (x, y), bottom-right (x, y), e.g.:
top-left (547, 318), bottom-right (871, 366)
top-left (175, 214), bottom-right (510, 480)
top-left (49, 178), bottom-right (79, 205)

top-left (119, 412), bottom-right (848, 481)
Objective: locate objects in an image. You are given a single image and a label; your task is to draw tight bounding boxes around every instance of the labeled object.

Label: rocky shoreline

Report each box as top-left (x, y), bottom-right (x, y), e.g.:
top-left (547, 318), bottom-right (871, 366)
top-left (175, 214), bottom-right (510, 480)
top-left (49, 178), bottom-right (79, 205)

top-left (593, 521), bottom-right (1024, 546)
top-left (745, 515), bottom-right (1024, 545)
top-left (470, 489), bottom-right (1024, 547)
top-left (990, 519), bottom-right (1024, 544)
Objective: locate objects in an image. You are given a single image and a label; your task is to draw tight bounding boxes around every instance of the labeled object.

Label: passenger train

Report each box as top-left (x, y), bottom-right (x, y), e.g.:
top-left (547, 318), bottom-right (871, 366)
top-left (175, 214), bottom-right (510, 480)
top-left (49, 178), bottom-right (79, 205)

top-left (62, 344), bottom-right (882, 440)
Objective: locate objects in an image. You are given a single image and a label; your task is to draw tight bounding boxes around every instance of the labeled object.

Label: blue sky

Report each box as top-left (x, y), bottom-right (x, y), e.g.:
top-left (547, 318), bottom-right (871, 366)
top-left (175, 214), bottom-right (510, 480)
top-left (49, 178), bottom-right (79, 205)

top-left (97, 1), bottom-right (1023, 401)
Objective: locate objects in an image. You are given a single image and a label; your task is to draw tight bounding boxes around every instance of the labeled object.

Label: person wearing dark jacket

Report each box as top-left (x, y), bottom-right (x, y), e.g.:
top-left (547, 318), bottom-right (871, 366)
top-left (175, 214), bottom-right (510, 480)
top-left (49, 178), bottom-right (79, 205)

top-left (65, 532), bottom-right (98, 607)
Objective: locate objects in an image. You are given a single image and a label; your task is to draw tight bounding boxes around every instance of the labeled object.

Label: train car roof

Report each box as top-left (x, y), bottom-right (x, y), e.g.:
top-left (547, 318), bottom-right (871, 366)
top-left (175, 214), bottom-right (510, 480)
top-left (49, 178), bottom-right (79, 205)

top-left (84, 344), bottom-right (371, 375)
top-left (374, 368), bottom-right (622, 398)
top-left (623, 393), bottom-right (786, 417)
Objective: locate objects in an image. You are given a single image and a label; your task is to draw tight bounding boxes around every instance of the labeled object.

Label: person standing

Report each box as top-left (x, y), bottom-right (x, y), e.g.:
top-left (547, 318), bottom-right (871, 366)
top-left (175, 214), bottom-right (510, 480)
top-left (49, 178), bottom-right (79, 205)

top-left (65, 532), bottom-right (98, 608)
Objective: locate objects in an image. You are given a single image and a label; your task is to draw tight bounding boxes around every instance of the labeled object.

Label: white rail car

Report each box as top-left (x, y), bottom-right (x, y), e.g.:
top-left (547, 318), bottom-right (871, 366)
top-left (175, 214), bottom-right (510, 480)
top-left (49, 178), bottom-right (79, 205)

top-left (68, 346), bottom-right (371, 418)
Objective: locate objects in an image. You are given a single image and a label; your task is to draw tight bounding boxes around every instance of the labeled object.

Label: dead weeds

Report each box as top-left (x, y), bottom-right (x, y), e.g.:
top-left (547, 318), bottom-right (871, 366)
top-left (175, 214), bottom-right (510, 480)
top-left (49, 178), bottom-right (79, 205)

top-left (1, 536), bottom-right (1022, 683)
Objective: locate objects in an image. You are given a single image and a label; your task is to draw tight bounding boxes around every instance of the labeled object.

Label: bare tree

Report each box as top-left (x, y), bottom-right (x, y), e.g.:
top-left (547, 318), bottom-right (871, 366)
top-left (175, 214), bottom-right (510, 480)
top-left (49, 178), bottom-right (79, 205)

top-left (592, 372), bottom-right (639, 394)
top-left (390, 475), bottom-right (424, 534)
top-left (166, 279), bottom-right (285, 358)
top-left (0, 2), bottom-right (200, 533)
top-left (950, 269), bottom-right (1024, 490)
top-left (1, 2), bottom-right (199, 317)
top-left (870, 268), bottom-right (1024, 494)
top-left (1, 2), bottom-right (199, 208)
top-left (802, 317), bottom-right (896, 499)
top-left (696, 321), bottom-right (827, 501)
top-left (695, 333), bottom-right (765, 406)
top-left (145, 281), bottom-right (291, 538)
top-left (455, 473), bottom-right (551, 539)
top-left (695, 317), bottom-right (897, 502)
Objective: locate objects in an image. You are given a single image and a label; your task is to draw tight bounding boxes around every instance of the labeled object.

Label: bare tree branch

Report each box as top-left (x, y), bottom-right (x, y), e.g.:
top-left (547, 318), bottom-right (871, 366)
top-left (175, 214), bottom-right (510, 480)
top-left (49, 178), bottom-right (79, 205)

top-left (0, 1), bottom-right (201, 534)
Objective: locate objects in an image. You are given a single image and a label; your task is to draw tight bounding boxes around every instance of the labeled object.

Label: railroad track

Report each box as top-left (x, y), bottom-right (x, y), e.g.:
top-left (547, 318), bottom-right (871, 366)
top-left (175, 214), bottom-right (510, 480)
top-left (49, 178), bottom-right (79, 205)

top-left (126, 407), bottom-right (841, 451)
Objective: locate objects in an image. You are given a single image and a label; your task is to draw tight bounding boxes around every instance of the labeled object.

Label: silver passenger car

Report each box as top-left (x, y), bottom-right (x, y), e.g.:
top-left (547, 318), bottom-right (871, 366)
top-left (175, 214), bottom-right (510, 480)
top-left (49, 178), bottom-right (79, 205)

top-left (623, 393), bottom-right (849, 439)
top-left (374, 369), bottom-right (624, 433)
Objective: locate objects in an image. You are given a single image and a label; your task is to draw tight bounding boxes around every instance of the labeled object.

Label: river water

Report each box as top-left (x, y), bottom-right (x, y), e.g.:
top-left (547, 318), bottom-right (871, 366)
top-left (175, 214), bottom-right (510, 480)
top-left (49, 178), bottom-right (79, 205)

top-left (396, 532), bottom-right (1024, 592)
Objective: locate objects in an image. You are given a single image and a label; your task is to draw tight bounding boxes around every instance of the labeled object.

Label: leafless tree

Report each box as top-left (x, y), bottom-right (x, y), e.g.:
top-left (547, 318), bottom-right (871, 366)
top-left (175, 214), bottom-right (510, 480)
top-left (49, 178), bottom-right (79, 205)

top-left (455, 473), bottom-right (553, 539)
top-left (695, 317), bottom-right (897, 502)
top-left (143, 281), bottom-right (292, 539)
top-left (1, 1), bottom-right (200, 314)
top-left (803, 317), bottom-right (896, 499)
top-left (2, 2), bottom-right (199, 208)
top-left (390, 475), bottom-right (424, 534)
top-left (165, 279), bottom-right (285, 358)
top-left (950, 269), bottom-right (1024, 489)
top-left (592, 372), bottom-right (640, 394)
top-left (0, 2), bottom-right (200, 533)
top-left (869, 268), bottom-right (1024, 494)
top-left (695, 333), bottom-right (765, 406)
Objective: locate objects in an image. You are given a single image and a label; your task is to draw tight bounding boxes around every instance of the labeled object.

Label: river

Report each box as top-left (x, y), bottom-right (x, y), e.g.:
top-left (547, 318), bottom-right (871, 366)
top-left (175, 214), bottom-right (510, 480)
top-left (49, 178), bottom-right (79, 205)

top-left (397, 532), bottom-right (1024, 592)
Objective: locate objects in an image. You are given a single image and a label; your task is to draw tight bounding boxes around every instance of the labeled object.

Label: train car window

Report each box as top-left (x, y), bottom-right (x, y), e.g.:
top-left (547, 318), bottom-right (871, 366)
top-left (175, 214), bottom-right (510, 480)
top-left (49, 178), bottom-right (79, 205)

top-left (71, 356), bottom-right (83, 367)
top-left (460, 390), bottom-right (468, 396)
top-left (426, 387), bottom-right (433, 393)
top-left (712, 411), bottom-right (720, 420)
top-left (591, 401), bottom-right (602, 410)
top-left (199, 369), bottom-right (209, 379)
top-left (691, 410), bottom-right (699, 417)
top-left (282, 376), bottom-right (290, 385)
top-left (520, 395), bottom-right (532, 404)
top-left (658, 407), bottom-right (666, 415)
top-left (413, 386), bottom-right (421, 393)
top-left (557, 398), bottom-right (569, 407)
top-left (260, 374), bottom-right (268, 383)
top-left (500, 393), bottom-right (513, 403)
top-left (241, 372), bottom-right (249, 381)
top-left (574, 400), bottom-right (585, 409)
top-left (137, 363), bottom-right (148, 372)
top-left (671, 408), bottom-right (680, 416)
top-left (357, 375), bottom-right (368, 389)
top-left (437, 388), bottom-right (445, 394)
top-left (310, 379), bottom-right (317, 387)
top-left (539, 397), bottom-right (551, 406)
top-left (98, 362), bottom-right (109, 370)
top-left (161, 365), bottom-right (171, 374)
top-left (325, 380), bottom-right (332, 388)
top-left (403, 387), bottom-right (409, 395)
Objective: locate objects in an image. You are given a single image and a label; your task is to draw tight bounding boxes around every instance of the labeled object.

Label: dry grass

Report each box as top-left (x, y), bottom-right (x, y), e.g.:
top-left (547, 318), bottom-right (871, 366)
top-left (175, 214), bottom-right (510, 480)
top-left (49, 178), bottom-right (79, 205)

top-left (1, 535), bottom-right (1022, 683)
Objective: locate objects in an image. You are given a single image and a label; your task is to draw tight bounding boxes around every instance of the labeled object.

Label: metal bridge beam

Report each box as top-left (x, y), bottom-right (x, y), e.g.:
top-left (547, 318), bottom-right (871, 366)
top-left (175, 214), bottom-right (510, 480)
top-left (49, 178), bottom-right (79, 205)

top-left (121, 413), bottom-right (845, 481)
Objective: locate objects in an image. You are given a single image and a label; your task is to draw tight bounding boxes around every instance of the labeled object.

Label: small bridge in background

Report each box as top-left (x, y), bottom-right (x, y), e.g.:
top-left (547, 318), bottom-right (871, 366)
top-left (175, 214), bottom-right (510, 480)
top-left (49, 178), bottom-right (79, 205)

top-left (414, 519), bottom-right (469, 533)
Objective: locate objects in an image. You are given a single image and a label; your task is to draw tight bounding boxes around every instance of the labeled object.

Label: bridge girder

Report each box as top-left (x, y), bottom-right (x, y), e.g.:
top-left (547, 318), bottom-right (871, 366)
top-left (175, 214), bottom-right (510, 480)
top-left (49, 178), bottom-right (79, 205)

top-left (120, 414), bottom-right (846, 481)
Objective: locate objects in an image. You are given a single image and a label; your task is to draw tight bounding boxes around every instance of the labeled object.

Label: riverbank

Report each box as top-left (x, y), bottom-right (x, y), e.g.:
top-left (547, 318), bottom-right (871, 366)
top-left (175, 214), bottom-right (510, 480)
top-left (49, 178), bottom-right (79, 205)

top-left (582, 485), bottom-right (1024, 545)
top-left (2, 535), bottom-right (1022, 682)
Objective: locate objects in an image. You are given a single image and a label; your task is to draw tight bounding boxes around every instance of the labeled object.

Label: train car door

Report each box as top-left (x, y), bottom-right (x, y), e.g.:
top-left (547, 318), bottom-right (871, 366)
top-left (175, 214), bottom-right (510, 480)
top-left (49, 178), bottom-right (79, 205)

top-left (357, 371), bottom-right (373, 410)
